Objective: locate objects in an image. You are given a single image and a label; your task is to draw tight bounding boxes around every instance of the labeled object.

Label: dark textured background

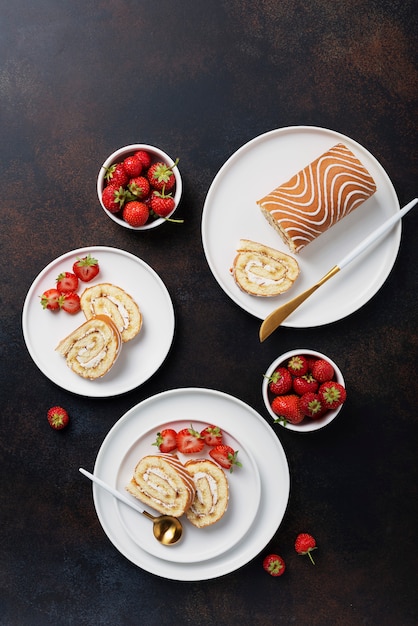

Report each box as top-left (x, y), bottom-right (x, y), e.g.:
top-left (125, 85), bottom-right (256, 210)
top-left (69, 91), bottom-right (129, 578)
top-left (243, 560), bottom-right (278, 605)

top-left (1, 1), bottom-right (417, 624)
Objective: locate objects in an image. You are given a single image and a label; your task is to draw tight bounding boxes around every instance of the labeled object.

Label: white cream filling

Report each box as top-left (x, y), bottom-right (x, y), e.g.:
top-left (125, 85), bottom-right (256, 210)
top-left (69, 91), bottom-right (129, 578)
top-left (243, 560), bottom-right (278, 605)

top-left (245, 260), bottom-right (284, 286)
top-left (192, 471), bottom-right (218, 516)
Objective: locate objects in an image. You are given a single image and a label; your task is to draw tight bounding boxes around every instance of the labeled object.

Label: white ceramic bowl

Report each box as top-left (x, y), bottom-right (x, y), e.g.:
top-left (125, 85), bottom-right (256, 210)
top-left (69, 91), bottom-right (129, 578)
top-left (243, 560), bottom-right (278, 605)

top-left (262, 348), bottom-right (345, 432)
top-left (97, 143), bottom-right (182, 230)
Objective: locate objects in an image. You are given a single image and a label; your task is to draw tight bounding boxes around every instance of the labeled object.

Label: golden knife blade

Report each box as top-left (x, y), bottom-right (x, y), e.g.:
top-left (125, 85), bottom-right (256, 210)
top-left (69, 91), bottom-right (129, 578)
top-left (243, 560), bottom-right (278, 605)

top-left (259, 198), bottom-right (417, 342)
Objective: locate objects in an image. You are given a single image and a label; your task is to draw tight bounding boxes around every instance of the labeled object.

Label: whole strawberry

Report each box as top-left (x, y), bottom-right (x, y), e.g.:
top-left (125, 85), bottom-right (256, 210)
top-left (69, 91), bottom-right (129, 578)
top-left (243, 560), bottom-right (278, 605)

top-left (266, 367), bottom-right (293, 395)
top-left (122, 201), bottom-right (149, 227)
top-left (102, 185), bottom-right (127, 213)
top-left (128, 176), bottom-right (150, 200)
top-left (123, 154), bottom-right (143, 178)
top-left (147, 158), bottom-right (178, 192)
top-left (150, 188), bottom-right (176, 217)
top-left (287, 354), bottom-right (309, 376)
top-left (293, 373), bottom-right (319, 396)
top-left (134, 149), bottom-right (152, 169)
top-left (295, 533), bottom-right (317, 564)
top-left (300, 392), bottom-right (325, 419)
top-left (318, 381), bottom-right (346, 410)
top-left (105, 162), bottom-right (129, 188)
top-left (311, 359), bottom-right (335, 383)
top-left (263, 554), bottom-right (286, 577)
top-left (271, 394), bottom-right (304, 424)
top-left (47, 406), bottom-right (69, 430)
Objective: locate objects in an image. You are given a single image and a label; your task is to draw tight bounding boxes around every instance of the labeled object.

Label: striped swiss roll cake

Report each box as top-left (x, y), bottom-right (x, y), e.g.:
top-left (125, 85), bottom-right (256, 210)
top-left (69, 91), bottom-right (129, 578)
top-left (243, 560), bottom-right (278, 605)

top-left (257, 143), bottom-right (377, 253)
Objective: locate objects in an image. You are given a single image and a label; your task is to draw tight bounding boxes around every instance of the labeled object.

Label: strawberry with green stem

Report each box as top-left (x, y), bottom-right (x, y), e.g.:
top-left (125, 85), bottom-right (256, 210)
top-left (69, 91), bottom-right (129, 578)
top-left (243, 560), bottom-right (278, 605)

top-left (47, 406), bottom-right (70, 430)
top-left (147, 158), bottom-right (179, 192)
top-left (263, 554), bottom-right (286, 577)
top-left (295, 533), bottom-right (317, 564)
top-left (266, 367), bottom-right (293, 395)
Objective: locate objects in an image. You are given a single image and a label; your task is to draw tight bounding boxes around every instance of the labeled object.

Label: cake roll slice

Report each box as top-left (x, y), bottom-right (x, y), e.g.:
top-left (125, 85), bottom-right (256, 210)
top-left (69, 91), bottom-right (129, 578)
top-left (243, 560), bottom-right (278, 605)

top-left (257, 143), bottom-right (377, 253)
top-left (55, 314), bottom-right (122, 380)
top-left (185, 459), bottom-right (229, 528)
top-left (231, 239), bottom-right (300, 296)
top-left (80, 283), bottom-right (142, 342)
top-left (126, 455), bottom-right (196, 518)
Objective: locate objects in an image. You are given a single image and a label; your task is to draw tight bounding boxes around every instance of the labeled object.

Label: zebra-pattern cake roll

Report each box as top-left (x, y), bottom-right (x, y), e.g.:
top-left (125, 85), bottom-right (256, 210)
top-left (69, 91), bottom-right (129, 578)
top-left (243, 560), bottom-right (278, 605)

top-left (257, 143), bottom-right (377, 253)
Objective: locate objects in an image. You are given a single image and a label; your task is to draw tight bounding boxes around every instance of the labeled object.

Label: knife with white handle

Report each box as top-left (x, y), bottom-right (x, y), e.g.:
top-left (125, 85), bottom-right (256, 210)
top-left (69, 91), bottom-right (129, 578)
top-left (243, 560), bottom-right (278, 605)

top-left (259, 198), bottom-right (417, 341)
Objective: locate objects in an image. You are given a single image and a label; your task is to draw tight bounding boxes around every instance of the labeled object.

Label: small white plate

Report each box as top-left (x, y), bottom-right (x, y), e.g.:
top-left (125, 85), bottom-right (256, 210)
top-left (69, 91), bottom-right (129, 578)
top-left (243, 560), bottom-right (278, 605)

top-left (202, 125), bottom-right (400, 327)
top-left (22, 246), bottom-right (175, 397)
top-left (91, 388), bottom-right (290, 580)
top-left (116, 418), bottom-right (261, 563)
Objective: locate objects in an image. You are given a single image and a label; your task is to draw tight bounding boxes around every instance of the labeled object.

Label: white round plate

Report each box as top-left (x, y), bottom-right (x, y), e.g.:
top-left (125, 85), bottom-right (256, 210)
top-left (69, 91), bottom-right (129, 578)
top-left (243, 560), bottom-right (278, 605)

top-left (115, 418), bottom-right (261, 563)
top-left (202, 125), bottom-right (400, 327)
top-left (22, 246), bottom-right (175, 397)
top-left (91, 388), bottom-right (290, 581)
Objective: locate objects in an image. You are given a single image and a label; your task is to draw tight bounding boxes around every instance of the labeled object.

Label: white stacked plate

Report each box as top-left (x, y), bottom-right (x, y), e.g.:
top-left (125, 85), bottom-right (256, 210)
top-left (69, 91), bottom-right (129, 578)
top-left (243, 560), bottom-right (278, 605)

top-left (91, 388), bottom-right (290, 580)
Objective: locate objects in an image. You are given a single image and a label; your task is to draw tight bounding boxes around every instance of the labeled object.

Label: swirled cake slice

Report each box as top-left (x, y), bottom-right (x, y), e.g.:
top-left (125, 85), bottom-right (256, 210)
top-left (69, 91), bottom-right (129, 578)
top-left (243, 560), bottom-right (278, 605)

top-left (257, 143), bottom-right (377, 253)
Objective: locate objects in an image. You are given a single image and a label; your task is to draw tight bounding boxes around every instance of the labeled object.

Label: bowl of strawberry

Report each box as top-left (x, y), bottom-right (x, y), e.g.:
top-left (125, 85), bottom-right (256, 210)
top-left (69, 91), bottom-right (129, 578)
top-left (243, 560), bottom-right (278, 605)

top-left (97, 144), bottom-right (183, 230)
top-left (262, 349), bottom-right (346, 432)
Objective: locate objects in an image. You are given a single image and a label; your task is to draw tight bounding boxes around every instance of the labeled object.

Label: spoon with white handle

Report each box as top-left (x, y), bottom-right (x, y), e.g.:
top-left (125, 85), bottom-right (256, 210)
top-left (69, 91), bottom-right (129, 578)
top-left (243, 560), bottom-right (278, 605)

top-left (259, 198), bottom-right (417, 342)
top-left (79, 467), bottom-right (183, 545)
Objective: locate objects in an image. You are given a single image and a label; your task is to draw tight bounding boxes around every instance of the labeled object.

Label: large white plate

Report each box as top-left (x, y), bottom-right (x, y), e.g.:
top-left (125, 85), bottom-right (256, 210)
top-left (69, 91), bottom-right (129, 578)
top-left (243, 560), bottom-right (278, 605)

top-left (115, 417), bottom-right (261, 563)
top-left (202, 126), bottom-right (400, 327)
top-left (91, 388), bottom-right (290, 581)
top-left (22, 246), bottom-right (175, 397)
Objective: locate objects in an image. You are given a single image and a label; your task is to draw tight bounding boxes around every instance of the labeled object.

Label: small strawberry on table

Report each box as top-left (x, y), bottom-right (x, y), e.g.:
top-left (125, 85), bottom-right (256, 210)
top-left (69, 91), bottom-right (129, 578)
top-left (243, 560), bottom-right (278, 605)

top-left (263, 554), bottom-right (286, 577)
top-left (295, 533), bottom-right (317, 564)
top-left (47, 406), bottom-right (69, 430)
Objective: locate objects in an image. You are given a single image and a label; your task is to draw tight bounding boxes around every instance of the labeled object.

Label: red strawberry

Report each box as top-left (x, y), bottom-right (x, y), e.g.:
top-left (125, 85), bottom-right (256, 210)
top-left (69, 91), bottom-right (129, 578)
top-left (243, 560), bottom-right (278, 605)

top-left (306, 356), bottom-right (318, 372)
top-left (122, 201), bottom-right (149, 227)
top-left (102, 185), bottom-right (127, 213)
top-left (47, 406), bottom-right (69, 430)
top-left (311, 359), bottom-right (335, 383)
top-left (105, 162), bottom-right (129, 187)
top-left (56, 271), bottom-right (79, 294)
top-left (176, 425), bottom-right (205, 454)
top-left (209, 444), bottom-right (242, 473)
top-left (153, 428), bottom-right (177, 453)
top-left (318, 381), bottom-right (346, 409)
top-left (128, 176), bottom-right (150, 200)
top-left (122, 154), bottom-right (142, 178)
top-left (147, 159), bottom-right (178, 192)
top-left (295, 533), bottom-right (317, 565)
top-left (263, 554), bottom-right (286, 577)
top-left (200, 425), bottom-right (223, 447)
top-left (40, 288), bottom-right (61, 310)
top-left (60, 292), bottom-right (81, 314)
top-left (300, 392), bottom-right (325, 419)
top-left (266, 367), bottom-right (293, 395)
top-left (134, 149), bottom-right (152, 169)
top-left (293, 373), bottom-right (319, 396)
top-left (287, 354), bottom-right (309, 376)
top-left (271, 394), bottom-right (304, 424)
top-left (150, 188), bottom-right (176, 217)
top-left (73, 255), bottom-right (100, 282)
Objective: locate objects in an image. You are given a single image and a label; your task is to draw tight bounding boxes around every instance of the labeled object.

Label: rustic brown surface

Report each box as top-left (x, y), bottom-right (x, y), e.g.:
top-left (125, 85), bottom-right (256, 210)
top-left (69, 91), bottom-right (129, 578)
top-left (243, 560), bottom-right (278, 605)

top-left (1, 1), bottom-right (417, 625)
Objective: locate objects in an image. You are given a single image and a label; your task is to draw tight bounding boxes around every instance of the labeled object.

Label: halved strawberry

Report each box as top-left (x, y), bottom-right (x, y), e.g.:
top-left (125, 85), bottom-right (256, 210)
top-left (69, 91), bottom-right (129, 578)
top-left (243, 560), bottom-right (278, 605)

top-left (40, 288), bottom-right (61, 310)
top-left (209, 444), bottom-right (242, 473)
top-left (200, 425), bottom-right (223, 447)
top-left (60, 292), bottom-right (81, 314)
top-left (152, 428), bottom-right (177, 453)
top-left (72, 255), bottom-right (100, 282)
top-left (176, 425), bottom-right (205, 454)
top-left (56, 271), bottom-right (79, 294)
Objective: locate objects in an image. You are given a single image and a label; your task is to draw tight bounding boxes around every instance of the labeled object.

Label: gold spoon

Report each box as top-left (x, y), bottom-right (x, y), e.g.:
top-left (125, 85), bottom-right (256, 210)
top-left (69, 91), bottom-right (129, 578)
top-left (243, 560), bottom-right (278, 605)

top-left (79, 467), bottom-right (183, 546)
top-left (259, 198), bottom-right (417, 342)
